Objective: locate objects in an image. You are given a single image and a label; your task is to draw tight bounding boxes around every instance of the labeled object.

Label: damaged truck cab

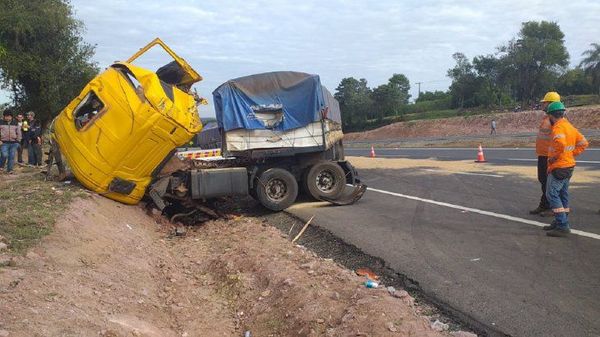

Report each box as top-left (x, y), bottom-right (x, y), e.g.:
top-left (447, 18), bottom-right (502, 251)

top-left (52, 38), bottom-right (203, 204)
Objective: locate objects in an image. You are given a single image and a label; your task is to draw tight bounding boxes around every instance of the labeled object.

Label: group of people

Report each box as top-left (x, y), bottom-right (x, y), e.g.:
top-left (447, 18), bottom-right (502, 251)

top-left (0, 109), bottom-right (44, 174)
top-left (530, 91), bottom-right (588, 237)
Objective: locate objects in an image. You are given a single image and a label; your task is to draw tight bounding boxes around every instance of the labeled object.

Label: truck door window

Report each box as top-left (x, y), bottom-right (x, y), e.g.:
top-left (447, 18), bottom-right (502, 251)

top-left (73, 91), bottom-right (105, 130)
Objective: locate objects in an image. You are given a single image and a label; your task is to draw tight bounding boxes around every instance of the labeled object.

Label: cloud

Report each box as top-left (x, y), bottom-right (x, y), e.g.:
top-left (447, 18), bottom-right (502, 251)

top-left (2, 0), bottom-right (599, 114)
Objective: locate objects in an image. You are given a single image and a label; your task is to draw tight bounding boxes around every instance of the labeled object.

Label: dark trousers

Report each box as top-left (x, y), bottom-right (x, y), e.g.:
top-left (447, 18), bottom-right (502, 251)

top-left (17, 140), bottom-right (24, 163)
top-left (31, 143), bottom-right (42, 166)
top-left (537, 156), bottom-right (550, 209)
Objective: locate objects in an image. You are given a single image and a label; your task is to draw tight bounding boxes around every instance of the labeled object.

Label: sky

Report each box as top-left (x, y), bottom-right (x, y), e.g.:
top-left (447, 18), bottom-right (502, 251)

top-left (2, 0), bottom-right (600, 117)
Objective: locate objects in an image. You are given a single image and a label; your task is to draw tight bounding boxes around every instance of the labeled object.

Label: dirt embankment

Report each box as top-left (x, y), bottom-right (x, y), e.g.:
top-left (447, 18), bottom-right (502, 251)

top-left (346, 106), bottom-right (600, 142)
top-left (0, 194), bottom-right (460, 337)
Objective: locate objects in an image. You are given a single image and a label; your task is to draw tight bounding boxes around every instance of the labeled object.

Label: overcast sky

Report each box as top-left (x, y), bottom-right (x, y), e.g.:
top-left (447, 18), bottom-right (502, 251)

top-left (2, 0), bottom-right (599, 116)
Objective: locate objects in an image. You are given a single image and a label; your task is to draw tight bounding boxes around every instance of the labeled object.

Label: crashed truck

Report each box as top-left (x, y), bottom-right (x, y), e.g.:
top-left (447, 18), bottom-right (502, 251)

top-left (49, 38), bottom-right (365, 214)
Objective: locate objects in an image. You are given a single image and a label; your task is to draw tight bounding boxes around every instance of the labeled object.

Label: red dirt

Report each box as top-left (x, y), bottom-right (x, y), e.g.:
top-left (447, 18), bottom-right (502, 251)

top-left (346, 106), bottom-right (600, 141)
top-left (0, 194), bottom-right (453, 337)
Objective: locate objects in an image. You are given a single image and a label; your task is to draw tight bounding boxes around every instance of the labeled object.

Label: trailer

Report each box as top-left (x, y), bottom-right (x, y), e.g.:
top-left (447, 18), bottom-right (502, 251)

top-left (48, 38), bottom-right (365, 214)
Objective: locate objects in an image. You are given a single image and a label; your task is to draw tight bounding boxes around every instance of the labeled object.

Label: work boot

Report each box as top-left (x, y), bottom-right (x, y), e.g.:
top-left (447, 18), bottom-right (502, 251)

top-left (543, 220), bottom-right (558, 231)
top-left (546, 228), bottom-right (571, 237)
top-left (529, 206), bottom-right (546, 215)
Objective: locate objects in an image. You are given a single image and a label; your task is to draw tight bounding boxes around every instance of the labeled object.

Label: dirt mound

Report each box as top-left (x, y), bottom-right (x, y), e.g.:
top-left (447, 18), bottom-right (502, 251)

top-left (346, 105), bottom-right (600, 141)
top-left (0, 194), bottom-right (449, 337)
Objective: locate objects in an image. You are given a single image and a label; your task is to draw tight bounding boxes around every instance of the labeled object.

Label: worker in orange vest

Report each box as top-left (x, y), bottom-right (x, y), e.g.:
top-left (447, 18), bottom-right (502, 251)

top-left (543, 102), bottom-right (588, 237)
top-left (530, 92), bottom-right (561, 216)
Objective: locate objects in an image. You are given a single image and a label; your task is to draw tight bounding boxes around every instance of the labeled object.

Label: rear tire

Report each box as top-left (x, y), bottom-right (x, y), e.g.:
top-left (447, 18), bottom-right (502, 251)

top-left (255, 168), bottom-right (298, 211)
top-left (305, 161), bottom-right (345, 200)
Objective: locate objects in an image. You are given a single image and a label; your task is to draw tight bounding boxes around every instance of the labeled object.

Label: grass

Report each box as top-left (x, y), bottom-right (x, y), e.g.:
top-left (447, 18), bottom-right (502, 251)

top-left (0, 171), bottom-right (85, 254)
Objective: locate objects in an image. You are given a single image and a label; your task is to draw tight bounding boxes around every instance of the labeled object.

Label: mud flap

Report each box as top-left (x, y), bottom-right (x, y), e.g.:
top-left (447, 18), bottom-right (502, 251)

top-left (318, 161), bottom-right (367, 206)
top-left (319, 183), bottom-right (367, 206)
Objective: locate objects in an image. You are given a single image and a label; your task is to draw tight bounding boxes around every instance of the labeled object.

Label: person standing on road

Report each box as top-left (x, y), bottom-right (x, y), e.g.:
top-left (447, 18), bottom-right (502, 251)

top-left (490, 119), bottom-right (497, 135)
top-left (0, 110), bottom-right (22, 174)
top-left (530, 92), bottom-right (561, 216)
top-left (543, 102), bottom-right (588, 237)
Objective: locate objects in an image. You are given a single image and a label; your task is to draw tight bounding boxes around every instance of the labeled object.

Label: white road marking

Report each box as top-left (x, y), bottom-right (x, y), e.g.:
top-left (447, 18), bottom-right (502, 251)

top-left (367, 187), bottom-right (600, 241)
top-left (423, 169), bottom-right (503, 178)
top-left (507, 158), bottom-right (600, 164)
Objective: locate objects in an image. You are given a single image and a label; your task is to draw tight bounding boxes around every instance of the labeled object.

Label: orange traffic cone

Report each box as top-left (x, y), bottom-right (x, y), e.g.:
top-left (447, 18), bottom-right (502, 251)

top-left (475, 144), bottom-right (487, 163)
top-left (370, 146), bottom-right (376, 158)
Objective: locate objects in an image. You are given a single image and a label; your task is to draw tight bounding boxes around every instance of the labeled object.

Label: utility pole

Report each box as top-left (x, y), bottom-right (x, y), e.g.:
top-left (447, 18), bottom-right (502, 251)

top-left (415, 82), bottom-right (422, 99)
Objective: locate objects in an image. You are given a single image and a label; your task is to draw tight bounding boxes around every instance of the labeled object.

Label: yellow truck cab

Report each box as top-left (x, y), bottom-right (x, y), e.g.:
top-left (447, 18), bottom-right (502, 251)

top-left (52, 38), bottom-right (203, 204)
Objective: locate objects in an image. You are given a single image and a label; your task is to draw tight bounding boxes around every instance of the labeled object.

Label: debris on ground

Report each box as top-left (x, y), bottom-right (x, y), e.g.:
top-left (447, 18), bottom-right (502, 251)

top-left (356, 267), bottom-right (380, 280)
top-left (431, 319), bottom-right (450, 332)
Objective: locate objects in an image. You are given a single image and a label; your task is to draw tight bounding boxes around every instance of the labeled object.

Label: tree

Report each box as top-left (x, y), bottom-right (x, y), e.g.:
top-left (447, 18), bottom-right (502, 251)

top-left (447, 52), bottom-right (479, 108)
top-left (415, 90), bottom-right (449, 103)
top-left (0, 0), bottom-right (98, 122)
top-left (580, 43), bottom-right (600, 94)
top-left (334, 77), bottom-right (373, 130)
top-left (498, 21), bottom-right (569, 103)
top-left (556, 68), bottom-right (593, 95)
top-left (371, 74), bottom-right (410, 119)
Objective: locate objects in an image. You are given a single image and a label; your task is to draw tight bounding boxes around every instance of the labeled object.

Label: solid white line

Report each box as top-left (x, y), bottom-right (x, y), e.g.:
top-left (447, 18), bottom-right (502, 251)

top-left (423, 169), bottom-right (504, 178)
top-left (367, 187), bottom-right (600, 241)
top-left (507, 158), bottom-right (600, 164)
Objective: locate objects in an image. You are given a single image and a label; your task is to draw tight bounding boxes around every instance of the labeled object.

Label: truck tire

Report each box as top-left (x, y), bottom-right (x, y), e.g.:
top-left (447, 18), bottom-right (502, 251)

top-left (255, 168), bottom-right (298, 211)
top-left (305, 161), bottom-right (345, 200)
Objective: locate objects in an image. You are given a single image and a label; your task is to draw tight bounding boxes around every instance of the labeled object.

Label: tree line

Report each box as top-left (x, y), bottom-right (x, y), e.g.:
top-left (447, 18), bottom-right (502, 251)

top-left (335, 21), bottom-right (600, 131)
top-left (0, 0), bottom-right (98, 123)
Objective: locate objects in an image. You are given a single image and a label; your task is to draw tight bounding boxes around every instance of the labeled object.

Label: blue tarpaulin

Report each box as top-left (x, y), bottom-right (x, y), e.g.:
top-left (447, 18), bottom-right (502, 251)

top-left (213, 71), bottom-right (340, 132)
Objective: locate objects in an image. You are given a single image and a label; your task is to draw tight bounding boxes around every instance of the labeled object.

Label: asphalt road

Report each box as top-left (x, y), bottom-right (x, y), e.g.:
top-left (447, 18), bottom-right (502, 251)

top-left (287, 149), bottom-right (600, 337)
top-left (345, 147), bottom-right (600, 166)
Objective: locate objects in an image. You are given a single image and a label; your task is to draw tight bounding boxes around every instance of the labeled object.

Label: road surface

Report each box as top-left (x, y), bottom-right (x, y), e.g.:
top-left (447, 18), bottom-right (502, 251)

top-left (287, 148), bottom-right (600, 337)
top-left (345, 147), bottom-right (600, 166)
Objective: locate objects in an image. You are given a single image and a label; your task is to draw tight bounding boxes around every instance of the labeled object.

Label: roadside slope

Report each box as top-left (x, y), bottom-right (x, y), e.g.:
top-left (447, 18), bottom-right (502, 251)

top-left (346, 105), bottom-right (600, 142)
top-left (0, 193), bottom-right (450, 337)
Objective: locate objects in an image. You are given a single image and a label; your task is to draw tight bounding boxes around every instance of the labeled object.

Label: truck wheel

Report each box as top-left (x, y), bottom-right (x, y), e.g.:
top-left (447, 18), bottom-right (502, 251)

top-left (256, 168), bottom-right (298, 211)
top-left (305, 161), bottom-right (345, 200)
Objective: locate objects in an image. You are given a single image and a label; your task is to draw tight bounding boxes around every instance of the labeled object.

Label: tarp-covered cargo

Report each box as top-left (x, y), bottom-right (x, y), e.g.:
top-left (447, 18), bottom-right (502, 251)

top-left (213, 71), bottom-right (343, 156)
top-left (213, 71), bottom-right (341, 132)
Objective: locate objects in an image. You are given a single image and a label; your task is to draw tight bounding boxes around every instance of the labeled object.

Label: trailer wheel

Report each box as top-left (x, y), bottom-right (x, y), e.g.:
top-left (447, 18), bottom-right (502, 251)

top-left (305, 161), bottom-right (345, 200)
top-left (255, 168), bottom-right (298, 211)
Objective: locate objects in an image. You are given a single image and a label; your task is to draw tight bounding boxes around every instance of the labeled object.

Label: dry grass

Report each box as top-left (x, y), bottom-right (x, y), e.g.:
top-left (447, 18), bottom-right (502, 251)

top-left (0, 171), bottom-right (85, 253)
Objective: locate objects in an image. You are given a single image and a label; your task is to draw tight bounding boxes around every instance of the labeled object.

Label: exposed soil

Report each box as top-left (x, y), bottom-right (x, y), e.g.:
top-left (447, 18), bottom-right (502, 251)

top-left (345, 106), bottom-right (600, 144)
top-left (0, 193), bottom-right (459, 337)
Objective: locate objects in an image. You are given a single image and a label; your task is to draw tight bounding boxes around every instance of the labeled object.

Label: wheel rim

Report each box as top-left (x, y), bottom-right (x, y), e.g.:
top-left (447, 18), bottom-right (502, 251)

top-left (315, 169), bottom-right (336, 193)
top-left (266, 178), bottom-right (287, 201)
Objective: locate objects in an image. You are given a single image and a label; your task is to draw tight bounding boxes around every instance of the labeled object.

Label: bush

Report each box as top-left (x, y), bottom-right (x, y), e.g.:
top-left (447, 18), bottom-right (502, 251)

top-left (563, 95), bottom-right (600, 107)
top-left (398, 97), bottom-right (452, 114)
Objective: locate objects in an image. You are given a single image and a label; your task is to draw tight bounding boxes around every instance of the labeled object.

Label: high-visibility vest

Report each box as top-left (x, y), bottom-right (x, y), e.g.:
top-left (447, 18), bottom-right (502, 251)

top-left (548, 118), bottom-right (588, 172)
top-left (535, 116), bottom-right (552, 156)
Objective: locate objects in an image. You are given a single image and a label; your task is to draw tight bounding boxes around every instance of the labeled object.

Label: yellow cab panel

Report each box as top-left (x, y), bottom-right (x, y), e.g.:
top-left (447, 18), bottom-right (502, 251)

top-left (52, 38), bottom-right (203, 204)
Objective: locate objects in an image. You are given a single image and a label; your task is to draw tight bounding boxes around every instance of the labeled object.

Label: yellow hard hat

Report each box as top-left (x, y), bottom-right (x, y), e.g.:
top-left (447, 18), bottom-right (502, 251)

top-left (540, 91), bottom-right (560, 103)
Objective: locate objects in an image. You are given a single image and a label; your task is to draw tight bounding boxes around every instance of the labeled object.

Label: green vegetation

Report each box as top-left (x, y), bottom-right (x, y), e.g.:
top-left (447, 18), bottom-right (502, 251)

top-left (0, 172), bottom-right (85, 254)
top-left (0, 0), bottom-right (98, 122)
top-left (336, 20), bottom-right (600, 132)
